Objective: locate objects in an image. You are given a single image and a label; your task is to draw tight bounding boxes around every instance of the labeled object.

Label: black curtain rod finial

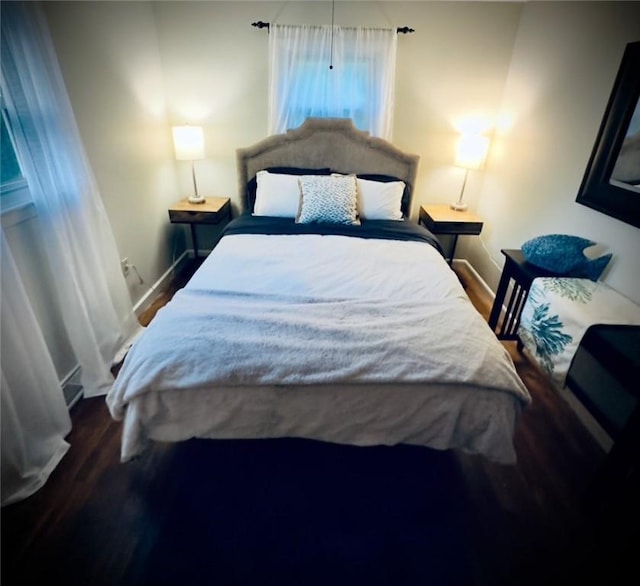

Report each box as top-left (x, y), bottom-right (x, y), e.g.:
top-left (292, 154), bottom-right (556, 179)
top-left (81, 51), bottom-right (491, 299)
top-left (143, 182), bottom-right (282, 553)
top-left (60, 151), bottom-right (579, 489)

top-left (251, 21), bottom-right (270, 30)
top-left (396, 26), bottom-right (415, 35)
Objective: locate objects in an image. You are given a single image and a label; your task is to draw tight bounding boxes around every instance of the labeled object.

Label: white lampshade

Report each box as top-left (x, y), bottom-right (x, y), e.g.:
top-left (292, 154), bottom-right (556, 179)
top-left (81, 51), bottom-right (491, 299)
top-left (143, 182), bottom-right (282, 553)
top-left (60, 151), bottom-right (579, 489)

top-left (172, 125), bottom-right (205, 161)
top-left (454, 134), bottom-right (489, 170)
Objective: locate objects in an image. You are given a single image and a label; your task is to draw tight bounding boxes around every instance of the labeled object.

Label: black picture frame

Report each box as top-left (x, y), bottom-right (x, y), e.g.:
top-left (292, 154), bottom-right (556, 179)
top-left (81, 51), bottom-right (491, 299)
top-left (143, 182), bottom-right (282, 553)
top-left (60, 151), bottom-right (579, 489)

top-left (576, 41), bottom-right (640, 229)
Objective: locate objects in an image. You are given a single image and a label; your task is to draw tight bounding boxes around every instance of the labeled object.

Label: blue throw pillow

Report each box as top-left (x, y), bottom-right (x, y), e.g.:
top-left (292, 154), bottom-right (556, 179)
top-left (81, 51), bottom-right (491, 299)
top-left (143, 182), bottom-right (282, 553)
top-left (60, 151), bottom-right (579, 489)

top-left (521, 234), bottom-right (612, 281)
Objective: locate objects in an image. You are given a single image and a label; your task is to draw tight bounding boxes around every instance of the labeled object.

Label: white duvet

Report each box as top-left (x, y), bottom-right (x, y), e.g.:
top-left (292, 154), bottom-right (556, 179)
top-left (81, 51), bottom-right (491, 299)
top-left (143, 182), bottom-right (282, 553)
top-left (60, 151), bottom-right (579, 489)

top-left (107, 233), bottom-right (530, 463)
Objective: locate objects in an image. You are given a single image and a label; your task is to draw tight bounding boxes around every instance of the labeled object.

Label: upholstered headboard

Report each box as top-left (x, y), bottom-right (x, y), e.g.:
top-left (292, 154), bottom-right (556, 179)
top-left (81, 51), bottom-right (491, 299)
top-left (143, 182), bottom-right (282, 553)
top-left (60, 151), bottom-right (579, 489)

top-left (236, 118), bottom-right (420, 217)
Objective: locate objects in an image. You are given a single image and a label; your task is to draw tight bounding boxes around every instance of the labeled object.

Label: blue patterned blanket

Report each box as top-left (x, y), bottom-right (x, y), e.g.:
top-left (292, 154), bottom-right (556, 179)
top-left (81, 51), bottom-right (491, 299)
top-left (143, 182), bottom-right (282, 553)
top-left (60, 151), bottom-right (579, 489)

top-left (518, 278), bottom-right (640, 386)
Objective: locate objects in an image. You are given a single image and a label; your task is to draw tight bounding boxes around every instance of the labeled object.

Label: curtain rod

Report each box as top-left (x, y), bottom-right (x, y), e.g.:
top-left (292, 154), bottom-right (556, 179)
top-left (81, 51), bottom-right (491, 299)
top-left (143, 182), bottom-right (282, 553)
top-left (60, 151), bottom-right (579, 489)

top-left (251, 21), bottom-right (414, 34)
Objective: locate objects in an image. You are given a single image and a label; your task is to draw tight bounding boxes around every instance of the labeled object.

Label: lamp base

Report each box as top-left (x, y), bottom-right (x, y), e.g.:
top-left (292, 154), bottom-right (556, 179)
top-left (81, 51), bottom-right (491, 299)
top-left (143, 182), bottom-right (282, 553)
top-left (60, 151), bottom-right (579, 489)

top-left (187, 194), bottom-right (206, 204)
top-left (450, 201), bottom-right (468, 212)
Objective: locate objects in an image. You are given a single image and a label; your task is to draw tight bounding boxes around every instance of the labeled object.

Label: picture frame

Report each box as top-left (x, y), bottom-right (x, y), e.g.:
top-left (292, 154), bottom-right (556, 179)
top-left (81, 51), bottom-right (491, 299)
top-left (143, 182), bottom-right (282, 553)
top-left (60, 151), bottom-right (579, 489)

top-left (576, 41), bottom-right (640, 229)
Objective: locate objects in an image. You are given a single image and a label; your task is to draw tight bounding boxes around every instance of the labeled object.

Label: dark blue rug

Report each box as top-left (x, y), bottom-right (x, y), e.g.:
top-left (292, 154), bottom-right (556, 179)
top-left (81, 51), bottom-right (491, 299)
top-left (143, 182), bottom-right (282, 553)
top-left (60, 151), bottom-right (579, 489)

top-left (134, 438), bottom-right (475, 586)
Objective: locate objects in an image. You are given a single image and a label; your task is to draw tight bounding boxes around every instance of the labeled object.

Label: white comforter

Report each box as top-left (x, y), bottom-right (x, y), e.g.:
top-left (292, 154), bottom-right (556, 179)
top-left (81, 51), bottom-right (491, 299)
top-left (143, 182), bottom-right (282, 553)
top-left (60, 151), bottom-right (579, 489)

top-left (107, 233), bottom-right (530, 462)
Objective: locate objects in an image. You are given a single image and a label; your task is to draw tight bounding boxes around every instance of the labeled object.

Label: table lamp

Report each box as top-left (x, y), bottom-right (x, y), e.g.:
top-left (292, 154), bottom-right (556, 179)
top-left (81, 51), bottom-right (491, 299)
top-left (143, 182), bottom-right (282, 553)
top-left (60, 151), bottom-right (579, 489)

top-left (451, 133), bottom-right (489, 211)
top-left (172, 125), bottom-right (205, 204)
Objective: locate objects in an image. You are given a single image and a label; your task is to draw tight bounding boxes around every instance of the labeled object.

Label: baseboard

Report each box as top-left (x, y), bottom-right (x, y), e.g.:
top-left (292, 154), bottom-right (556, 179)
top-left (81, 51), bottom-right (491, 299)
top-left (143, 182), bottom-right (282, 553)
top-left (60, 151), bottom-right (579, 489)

top-left (60, 365), bottom-right (83, 408)
top-left (133, 250), bottom-right (191, 317)
top-left (520, 347), bottom-right (613, 453)
top-left (558, 384), bottom-right (614, 453)
top-left (452, 259), bottom-right (496, 301)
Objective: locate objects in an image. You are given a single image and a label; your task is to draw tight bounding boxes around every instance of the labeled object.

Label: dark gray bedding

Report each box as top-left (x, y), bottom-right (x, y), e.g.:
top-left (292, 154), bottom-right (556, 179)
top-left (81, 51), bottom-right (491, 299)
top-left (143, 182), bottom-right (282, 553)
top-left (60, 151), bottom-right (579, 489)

top-left (223, 214), bottom-right (444, 255)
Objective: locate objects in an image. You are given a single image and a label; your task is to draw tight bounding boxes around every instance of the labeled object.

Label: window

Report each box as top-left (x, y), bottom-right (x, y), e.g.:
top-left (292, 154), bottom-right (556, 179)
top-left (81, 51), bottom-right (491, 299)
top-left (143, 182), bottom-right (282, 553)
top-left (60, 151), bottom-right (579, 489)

top-left (284, 56), bottom-right (371, 132)
top-left (269, 25), bottom-right (397, 139)
top-left (1, 112), bottom-right (22, 183)
top-left (1, 94), bottom-right (30, 212)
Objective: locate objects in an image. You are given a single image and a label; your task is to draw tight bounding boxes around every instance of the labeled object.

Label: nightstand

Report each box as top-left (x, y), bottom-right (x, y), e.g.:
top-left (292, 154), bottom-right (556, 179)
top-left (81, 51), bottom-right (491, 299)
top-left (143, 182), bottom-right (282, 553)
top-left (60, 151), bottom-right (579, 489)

top-left (168, 197), bottom-right (231, 257)
top-left (419, 204), bottom-right (483, 264)
top-left (488, 249), bottom-right (564, 341)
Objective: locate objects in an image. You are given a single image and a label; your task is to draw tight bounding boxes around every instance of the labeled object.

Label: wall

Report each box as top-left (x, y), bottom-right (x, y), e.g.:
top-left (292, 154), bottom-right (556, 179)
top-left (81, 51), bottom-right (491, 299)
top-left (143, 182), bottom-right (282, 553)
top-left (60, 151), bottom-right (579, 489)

top-left (464, 1), bottom-right (640, 305)
top-left (41, 0), bottom-right (521, 305)
top-left (152, 0), bottom-right (521, 219)
top-left (39, 0), bottom-right (640, 318)
top-left (43, 0), bottom-right (179, 309)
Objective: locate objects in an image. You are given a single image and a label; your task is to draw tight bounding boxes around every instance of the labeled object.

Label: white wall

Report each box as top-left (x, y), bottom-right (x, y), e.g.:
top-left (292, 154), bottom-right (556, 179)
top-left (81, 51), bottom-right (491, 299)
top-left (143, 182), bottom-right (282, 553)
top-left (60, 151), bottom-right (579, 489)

top-left (42, 0), bottom-right (520, 284)
top-left (39, 1), bottom-right (640, 314)
top-left (43, 0), bottom-right (180, 306)
top-left (465, 1), bottom-right (640, 305)
top-left (155, 1), bottom-right (522, 217)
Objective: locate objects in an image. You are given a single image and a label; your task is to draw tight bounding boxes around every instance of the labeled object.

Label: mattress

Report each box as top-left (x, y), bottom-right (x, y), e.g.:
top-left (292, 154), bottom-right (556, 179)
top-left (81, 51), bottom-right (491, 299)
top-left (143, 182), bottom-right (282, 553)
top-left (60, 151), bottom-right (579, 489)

top-left (107, 217), bottom-right (530, 463)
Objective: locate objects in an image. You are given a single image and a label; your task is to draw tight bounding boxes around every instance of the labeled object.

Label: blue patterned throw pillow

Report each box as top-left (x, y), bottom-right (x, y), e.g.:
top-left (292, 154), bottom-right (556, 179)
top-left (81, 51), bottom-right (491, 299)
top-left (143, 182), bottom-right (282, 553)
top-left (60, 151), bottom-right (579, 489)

top-left (297, 175), bottom-right (359, 225)
top-left (521, 234), bottom-right (612, 281)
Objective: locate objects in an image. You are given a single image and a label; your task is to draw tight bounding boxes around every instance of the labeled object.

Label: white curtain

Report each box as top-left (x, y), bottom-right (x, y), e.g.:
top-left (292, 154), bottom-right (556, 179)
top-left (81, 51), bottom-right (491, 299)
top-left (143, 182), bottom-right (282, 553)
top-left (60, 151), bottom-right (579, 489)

top-left (268, 25), bottom-right (397, 139)
top-left (1, 1), bottom-right (139, 504)
top-left (0, 2), bottom-right (138, 399)
top-left (1, 229), bottom-right (72, 506)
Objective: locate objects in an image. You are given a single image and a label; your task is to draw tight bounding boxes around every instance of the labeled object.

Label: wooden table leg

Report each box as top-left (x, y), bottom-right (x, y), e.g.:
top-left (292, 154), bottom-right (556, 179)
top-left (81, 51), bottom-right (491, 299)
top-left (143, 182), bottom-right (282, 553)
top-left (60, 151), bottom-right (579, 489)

top-left (488, 262), bottom-right (511, 331)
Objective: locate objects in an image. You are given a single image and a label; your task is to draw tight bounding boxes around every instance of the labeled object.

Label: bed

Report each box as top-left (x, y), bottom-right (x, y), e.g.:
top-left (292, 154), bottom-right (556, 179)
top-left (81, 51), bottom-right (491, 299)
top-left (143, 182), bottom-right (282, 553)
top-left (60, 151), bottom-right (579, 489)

top-left (107, 118), bottom-right (531, 464)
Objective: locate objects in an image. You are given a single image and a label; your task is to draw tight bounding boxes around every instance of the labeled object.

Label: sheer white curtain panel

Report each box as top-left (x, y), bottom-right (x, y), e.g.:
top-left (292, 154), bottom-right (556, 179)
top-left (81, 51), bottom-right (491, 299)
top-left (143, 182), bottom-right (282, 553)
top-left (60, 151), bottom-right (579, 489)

top-left (0, 1), bottom-right (138, 399)
top-left (268, 24), bottom-right (397, 139)
top-left (1, 229), bottom-right (72, 506)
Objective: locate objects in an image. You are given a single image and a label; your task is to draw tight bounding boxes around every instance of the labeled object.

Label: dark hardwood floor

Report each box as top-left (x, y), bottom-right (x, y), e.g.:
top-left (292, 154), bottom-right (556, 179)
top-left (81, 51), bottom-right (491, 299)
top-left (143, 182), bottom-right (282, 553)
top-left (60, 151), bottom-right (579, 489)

top-left (2, 259), bottom-right (635, 585)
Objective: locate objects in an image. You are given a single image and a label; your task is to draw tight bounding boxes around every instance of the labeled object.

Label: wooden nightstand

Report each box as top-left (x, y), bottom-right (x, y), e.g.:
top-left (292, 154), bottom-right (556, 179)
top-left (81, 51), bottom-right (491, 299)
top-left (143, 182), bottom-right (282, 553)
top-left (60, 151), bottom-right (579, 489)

top-left (168, 197), bottom-right (231, 257)
top-left (419, 204), bottom-right (483, 264)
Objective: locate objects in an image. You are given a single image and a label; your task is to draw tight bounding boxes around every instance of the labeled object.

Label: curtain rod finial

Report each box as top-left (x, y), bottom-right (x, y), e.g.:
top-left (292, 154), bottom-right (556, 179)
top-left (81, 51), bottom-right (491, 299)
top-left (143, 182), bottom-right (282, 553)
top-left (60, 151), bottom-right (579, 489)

top-left (252, 21), bottom-right (270, 30)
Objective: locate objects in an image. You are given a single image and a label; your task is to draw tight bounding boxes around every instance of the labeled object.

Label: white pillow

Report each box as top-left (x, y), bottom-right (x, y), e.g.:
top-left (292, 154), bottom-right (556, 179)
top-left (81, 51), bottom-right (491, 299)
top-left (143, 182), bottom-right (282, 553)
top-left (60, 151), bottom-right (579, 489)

top-left (356, 177), bottom-right (405, 220)
top-left (296, 175), bottom-right (359, 225)
top-left (253, 171), bottom-right (302, 218)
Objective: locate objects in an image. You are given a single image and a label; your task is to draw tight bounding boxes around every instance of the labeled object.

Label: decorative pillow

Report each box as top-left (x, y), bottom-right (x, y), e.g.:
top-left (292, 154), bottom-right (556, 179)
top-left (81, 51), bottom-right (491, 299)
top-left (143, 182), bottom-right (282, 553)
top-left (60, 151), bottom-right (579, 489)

top-left (246, 167), bottom-right (331, 213)
top-left (296, 175), bottom-right (359, 225)
top-left (356, 177), bottom-right (405, 220)
top-left (521, 234), bottom-right (612, 281)
top-left (253, 171), bottom-right (302, 218)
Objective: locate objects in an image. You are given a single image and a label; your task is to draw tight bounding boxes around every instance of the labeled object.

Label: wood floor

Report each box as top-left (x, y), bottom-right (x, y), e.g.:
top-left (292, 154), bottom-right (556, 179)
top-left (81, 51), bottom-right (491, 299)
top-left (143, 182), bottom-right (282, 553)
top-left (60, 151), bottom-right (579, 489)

top-left (2, 259), bottom-right (635, 585)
